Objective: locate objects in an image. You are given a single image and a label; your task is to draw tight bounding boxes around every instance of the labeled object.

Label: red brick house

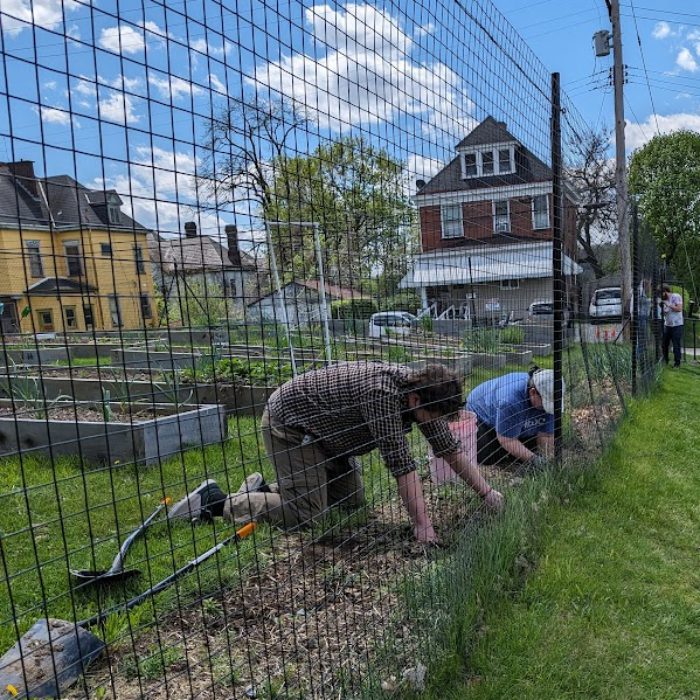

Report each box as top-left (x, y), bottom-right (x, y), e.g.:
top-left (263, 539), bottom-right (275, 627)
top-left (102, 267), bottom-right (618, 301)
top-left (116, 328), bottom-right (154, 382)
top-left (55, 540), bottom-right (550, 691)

top-left (401, 117), bottom-right (580, 320)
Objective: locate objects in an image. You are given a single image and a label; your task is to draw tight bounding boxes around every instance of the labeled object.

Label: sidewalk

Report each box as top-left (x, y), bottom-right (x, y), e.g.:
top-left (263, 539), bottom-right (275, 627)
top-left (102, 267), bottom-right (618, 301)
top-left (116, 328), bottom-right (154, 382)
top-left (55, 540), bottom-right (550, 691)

top-left (447, 366), bottom-right (700, 699)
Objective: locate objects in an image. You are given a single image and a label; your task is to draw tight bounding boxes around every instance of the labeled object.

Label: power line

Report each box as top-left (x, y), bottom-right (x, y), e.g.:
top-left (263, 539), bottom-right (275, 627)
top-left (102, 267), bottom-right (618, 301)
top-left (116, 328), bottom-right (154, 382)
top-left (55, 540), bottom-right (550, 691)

top-left (628, 0), bottom-right (660, 136)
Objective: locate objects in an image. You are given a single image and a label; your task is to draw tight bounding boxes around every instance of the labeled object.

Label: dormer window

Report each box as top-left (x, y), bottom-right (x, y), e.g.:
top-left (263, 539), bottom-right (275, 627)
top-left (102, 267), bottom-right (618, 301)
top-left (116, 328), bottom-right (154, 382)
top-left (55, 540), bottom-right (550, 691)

top-left (460, 145), bottom-right (516, 179)
top-left (107, 194), bottom-right (121, 225)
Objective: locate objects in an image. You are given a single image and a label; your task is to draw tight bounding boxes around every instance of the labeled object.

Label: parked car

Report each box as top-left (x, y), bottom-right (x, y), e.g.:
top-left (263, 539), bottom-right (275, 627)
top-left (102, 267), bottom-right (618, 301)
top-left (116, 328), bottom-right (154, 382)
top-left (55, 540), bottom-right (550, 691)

top-left (527, 300), bottom-right (571, 325)
top-left (589, 287), bottom-right (622, 319)
top-left (368, 311), bottom-right (418, 338)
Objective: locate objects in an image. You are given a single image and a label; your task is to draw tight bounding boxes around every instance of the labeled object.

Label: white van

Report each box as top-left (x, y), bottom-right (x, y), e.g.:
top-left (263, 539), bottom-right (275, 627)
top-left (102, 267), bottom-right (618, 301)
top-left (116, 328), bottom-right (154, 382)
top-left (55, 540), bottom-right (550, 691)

top-left (368, 311), bottom-right (417, 338)
top-left (589, 287), bottom-right (622, 319)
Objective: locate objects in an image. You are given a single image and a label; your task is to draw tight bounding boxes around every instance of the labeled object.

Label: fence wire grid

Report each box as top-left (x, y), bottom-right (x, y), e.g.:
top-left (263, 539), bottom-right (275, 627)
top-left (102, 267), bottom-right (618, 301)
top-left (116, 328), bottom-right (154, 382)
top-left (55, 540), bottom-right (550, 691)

top-left (0, 0), bottom-right (664, 698)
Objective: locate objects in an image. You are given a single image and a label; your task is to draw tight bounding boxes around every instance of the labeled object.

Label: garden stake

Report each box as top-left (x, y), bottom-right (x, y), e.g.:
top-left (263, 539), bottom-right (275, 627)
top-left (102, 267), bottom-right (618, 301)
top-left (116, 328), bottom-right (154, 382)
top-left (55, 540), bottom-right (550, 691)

top-left (0, 522), bottom-right (256, 699)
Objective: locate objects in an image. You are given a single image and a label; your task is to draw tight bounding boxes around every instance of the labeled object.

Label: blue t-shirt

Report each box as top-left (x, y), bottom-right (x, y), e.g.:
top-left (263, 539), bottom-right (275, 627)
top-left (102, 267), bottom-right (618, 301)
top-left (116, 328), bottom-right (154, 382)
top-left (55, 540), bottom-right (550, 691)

top-left (467, 372), bottom-right (553, 439)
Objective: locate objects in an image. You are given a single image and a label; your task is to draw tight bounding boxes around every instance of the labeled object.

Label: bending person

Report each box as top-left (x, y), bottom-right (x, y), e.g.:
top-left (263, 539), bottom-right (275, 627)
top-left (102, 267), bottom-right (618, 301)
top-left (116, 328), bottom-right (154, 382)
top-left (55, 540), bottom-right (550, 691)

top-left (467, 367), bottom-right (560, 467)
top-left (170, 362), bottom-right (503, 544)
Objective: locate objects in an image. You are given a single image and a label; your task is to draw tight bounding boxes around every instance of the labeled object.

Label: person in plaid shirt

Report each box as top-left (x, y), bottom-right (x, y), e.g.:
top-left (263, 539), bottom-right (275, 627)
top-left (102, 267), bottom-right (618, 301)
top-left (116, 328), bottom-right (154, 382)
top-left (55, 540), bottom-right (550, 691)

top-left (169, 362), bottom-right (503, 544)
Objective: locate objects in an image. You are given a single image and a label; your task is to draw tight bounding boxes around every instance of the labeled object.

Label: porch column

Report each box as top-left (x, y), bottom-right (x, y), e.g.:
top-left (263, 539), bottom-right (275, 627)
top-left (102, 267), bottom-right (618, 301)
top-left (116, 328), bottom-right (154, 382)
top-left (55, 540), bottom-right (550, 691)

top-left (420, 287), bottom-right (428, 310)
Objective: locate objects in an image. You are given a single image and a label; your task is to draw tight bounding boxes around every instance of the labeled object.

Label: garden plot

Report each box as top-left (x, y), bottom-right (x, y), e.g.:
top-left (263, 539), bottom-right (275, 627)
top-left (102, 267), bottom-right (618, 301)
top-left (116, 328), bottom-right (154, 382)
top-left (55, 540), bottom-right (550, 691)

top-left (0, 399), bottom-right (226, 465)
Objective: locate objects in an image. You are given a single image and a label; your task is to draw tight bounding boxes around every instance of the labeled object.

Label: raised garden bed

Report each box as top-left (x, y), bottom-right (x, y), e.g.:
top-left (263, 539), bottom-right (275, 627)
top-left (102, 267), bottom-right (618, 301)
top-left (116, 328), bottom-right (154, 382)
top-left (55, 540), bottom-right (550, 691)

top-left (466, 352), bottom-right (507, 370)
top-left (0, 399), bottom-right (226, 464)
top-left (406, 354), bottom-right (472, 376)
top-left (110, 348), bottom-right (202, 371)
top-left (0, 374), bottom-right (274, 417)
top-left (502, 348), bottom-right (534, 366)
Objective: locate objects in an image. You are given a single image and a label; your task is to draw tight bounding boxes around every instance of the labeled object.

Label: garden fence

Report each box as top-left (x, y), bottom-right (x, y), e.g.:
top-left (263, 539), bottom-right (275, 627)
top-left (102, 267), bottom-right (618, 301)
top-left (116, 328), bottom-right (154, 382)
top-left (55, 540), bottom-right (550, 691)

top-left (0, 0), bottom-right (663, 697)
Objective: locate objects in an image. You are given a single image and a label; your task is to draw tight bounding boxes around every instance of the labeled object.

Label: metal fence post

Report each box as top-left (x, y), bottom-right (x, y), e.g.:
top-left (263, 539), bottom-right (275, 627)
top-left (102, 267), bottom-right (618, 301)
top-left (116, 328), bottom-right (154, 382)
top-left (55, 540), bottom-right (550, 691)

top-left (631, 203), bottom-right (638, 395)
top-left (551, 72), bottom-right (563, 465)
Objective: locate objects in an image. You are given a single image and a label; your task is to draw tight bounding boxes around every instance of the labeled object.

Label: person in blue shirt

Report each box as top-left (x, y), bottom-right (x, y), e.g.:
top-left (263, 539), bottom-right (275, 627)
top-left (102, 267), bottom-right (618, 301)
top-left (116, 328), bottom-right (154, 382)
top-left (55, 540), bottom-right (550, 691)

top-left (467, 368), bottom-right (559, 466)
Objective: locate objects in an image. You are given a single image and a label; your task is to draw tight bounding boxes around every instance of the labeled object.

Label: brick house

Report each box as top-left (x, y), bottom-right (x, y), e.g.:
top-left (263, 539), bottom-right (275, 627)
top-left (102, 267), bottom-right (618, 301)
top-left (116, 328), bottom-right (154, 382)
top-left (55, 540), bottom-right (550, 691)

top-left (400, 117), bottom-right (581, 321)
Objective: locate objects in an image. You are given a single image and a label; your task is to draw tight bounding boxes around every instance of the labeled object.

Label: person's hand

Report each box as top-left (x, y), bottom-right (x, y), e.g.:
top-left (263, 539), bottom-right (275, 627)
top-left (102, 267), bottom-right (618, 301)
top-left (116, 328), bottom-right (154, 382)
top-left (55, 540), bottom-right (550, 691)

top-left (527, 454), bottom-right (549, 470)
top-left (414, 522), bottom-right (440, 544)
top-left (482, 489), bottom-right (504, 512)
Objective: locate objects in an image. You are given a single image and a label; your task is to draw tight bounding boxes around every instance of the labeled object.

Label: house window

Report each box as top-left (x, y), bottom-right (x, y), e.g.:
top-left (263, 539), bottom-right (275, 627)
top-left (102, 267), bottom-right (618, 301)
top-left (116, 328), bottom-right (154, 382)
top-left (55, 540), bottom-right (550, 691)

top-left (26, 241), bottom-right (43, 277)
top-left (481, 150), bottom-right (494, 176)
top-left (108, 295), bottom-right (122, 327)
top-left (500, 279), bottom-right (520, 290)
top-left (533, 194), bottom-right (550, 229)
top-left (499, 148), bottom-right (514, 174)
top-left (441, 204), bottom-right (463, 239)
top-left (134, 245), bottom-right (145, 274)
top-left (83, 304), bottom-right (94, 328)
top-left (139, 293), bottom-right (152, 320)
top-left (64, 242), bottom-right (82, 276)
top-left (462, 146), bottom-right (516, 179)
top-left (101, 243), bottom-right (112, 256)
top-left (37, 309), bottom-right (54, 332)
top-left (107, 202), bottom-right (121, 225)
top-left (463, 153), bottom-right (477, 177)
top-left (63, 306), bottom-right (78, 329)
top-left (493, 200), bottom-right (510, 232)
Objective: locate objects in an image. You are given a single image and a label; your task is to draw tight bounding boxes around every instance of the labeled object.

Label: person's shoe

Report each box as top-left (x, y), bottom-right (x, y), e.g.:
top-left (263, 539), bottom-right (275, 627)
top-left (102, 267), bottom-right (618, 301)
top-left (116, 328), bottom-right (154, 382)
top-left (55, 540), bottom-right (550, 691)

top-left (168, 479), bottom-right (227, 523)
top-left (235, 472), bottom-right (266, 495)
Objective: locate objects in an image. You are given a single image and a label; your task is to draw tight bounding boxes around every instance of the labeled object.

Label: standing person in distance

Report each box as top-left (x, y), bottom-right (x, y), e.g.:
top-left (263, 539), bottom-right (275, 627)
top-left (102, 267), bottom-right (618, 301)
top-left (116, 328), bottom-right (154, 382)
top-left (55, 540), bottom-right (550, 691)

top-left (661, 285), bottom-right (683, 368)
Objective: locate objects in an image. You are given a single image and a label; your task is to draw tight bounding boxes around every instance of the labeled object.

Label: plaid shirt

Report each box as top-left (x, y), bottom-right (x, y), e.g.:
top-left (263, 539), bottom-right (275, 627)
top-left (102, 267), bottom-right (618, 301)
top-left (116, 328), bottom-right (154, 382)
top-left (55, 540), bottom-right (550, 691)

top-left (266, 362), bottom-right (459, 477)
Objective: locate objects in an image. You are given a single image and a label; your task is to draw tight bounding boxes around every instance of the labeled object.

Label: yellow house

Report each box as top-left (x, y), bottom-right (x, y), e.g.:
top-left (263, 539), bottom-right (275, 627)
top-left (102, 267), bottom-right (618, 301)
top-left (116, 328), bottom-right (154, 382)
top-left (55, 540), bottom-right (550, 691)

top-left (0, 161), bottom-right (157, 334)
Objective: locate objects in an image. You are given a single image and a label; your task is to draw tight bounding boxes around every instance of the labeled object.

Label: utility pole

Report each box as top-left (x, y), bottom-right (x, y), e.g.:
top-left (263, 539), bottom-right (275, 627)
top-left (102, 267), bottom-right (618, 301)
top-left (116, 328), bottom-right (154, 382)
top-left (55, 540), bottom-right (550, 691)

top-left (609, 0), bottom-right (633, 323)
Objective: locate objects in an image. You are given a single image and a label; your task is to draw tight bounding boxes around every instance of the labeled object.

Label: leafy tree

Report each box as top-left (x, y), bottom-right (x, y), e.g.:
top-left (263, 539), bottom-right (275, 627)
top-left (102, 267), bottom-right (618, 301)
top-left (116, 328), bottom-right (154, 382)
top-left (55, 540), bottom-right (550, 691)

top-left (567, 129), bottom-right (617, 278)
top-left (265, 136), bottom-right (417, 290)
top-left (629, 130), bottom-right (700, 293)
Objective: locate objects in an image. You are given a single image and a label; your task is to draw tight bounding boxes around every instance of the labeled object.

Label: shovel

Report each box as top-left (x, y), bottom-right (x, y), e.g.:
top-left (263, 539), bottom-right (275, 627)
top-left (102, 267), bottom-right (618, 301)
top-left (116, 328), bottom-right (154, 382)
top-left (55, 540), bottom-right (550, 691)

top-left (70, 500), bottom-right (169, 587)
top-left (0, 521), bottom-right (256, 699)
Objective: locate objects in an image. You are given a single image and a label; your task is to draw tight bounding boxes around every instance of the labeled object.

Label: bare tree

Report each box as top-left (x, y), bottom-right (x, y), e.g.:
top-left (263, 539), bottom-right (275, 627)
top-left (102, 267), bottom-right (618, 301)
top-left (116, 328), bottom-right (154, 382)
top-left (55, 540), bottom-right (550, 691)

top-left (198, 96), bottom-right (308, 213)
top-left (568, 129), bottom-right (617, 278)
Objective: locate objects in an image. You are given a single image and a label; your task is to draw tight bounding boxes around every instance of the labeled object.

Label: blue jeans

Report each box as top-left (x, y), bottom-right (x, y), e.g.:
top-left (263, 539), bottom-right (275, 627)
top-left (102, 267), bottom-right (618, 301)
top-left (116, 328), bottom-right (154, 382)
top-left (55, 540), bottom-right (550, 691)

top-left (662, 324), bottom-right (683, 367)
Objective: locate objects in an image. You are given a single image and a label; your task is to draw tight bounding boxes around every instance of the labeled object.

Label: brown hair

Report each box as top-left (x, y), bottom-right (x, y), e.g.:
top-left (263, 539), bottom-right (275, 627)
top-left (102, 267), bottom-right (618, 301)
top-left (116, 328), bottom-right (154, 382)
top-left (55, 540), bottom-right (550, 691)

top-left (404, 364), bottom-right (463, 418)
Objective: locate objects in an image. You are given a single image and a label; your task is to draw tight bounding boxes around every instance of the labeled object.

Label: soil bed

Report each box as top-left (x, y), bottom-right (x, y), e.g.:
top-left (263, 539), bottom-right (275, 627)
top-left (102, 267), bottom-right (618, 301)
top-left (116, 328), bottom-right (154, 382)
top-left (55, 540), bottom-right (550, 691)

top-left (0, 405), bottom-right (161, 422)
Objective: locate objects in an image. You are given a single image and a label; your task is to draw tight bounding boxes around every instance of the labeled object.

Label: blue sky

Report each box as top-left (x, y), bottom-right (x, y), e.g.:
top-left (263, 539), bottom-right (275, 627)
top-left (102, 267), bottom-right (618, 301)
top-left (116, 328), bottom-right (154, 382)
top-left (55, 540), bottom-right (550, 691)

top-left (0, 1), bottom-right (698, 240)
top-left (492, 0), bottom-right (700, 150)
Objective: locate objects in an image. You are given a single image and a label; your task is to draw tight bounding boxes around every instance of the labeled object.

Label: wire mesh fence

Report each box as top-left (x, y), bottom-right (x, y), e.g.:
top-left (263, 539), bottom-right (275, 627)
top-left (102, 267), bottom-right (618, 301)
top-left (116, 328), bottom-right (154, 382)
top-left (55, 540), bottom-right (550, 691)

top-left (0, 1), bottom-right (665, 698)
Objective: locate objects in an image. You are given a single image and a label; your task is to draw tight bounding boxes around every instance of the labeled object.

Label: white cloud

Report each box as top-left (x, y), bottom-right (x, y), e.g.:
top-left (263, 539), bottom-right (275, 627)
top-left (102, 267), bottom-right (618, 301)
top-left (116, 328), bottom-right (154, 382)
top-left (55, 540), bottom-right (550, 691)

top-left (415, 22), bottom-right (435, 38)
top-left (35, 106), bottom-right (70, 125)
top-left (191, 37), bottom-right (224, 57)
top-left (43, 80), bottom-right (57, 90)
top-left (99, 25), bottom-right (145, 54)
top-left (95, 145), bottom-right (225, 236)
top-left (148, 74), bottom-right (203, 100)
top-left (98, 90), bottom-right (140, 124)
top-left (405, 153), bottom-right (443, 194)
top-left (208, 73), bottom-right (227, 93)
top-left (141, 20), bottom-right (169, 41)
top-left (1, 0), bottom-right (80, 36)
top-left (247, 2), bottom-right (474, 137)
top-left (627, 112), bottom-right (700, 151)
top-left (676, 47), bottom-right (698, 72)
top-left (651, 21), bottom-right (672, 40)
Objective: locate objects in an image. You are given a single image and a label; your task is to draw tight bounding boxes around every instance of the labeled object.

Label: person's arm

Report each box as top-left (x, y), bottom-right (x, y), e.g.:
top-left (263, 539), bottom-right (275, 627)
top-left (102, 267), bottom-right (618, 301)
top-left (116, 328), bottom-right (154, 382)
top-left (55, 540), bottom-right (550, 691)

top-left (537, 432), bottom-right (554, 457)
top-left (396, 470), bottom-right (438, 543)
top-left (497, 434), bottom-right (536, 461)
top-left (445, 450), bottom-right (504, 511)
top-left (670, 295), bottom-right (683, 312)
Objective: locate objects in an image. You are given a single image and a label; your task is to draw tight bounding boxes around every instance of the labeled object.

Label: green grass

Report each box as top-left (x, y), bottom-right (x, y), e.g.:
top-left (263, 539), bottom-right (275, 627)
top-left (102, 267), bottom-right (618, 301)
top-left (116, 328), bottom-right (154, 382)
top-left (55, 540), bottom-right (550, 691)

top-left (427, 365), bottom-right (700, 699)
top-left (0, 416), bottom-right (273, 651)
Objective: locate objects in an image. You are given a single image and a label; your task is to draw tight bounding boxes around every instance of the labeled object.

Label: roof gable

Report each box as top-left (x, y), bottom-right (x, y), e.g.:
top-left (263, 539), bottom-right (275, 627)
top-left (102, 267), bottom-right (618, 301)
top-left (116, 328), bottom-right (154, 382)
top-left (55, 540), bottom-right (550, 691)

top-left (456, 117), bottom-right (518, 150)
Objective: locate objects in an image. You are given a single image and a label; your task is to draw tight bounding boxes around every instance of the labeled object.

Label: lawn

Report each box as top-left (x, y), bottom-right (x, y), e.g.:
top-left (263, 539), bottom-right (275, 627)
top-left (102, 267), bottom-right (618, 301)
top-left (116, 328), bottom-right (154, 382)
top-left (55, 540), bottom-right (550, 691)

top-left (432, 365), bottom-right (700, 699)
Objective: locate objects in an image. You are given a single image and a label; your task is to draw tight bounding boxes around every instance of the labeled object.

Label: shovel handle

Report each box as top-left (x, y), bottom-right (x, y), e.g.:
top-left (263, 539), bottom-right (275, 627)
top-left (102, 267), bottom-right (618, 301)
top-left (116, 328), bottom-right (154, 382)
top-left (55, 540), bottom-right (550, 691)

top-left (108, 501), bottom-right (167, 574)
top-left (82, 521), bottom-right (256, 629)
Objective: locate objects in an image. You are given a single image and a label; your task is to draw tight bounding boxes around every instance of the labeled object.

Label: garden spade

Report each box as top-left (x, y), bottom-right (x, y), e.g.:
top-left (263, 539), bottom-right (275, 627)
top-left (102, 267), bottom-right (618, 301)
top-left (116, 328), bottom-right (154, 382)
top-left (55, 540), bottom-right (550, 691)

top-left (0, 521), bottom-right (256, 699)
top-left (70, 500), bottom-right (169, 587)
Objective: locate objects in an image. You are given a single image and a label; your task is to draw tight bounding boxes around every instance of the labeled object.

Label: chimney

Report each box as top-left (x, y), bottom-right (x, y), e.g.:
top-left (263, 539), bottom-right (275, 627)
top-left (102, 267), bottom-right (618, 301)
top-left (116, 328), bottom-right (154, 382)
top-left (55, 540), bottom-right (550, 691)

top-left (184, 221), bottom-right (197, 238)
top-left (2, 160), bottom-right (39, 198)
top-left (225, 224), bottom-right (242, 267)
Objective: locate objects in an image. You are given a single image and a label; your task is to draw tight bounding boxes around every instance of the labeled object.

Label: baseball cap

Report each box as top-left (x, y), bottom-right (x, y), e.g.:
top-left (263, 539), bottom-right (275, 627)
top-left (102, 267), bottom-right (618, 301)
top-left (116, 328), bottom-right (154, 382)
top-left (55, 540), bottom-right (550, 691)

top-left (532, 369), bottom-right (564, 415)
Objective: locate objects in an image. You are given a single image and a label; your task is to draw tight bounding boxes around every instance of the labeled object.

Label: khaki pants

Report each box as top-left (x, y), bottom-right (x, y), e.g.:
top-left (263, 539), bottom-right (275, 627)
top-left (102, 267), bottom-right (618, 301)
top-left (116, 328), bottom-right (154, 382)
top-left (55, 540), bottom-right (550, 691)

top-left (223, 409), bottom-right (364, 528)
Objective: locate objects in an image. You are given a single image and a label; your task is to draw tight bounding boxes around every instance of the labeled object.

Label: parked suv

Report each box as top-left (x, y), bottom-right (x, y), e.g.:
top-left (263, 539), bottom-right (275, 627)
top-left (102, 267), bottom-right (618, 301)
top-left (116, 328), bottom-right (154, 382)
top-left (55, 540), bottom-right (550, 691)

top-left (589, 287), bottom-right (622, 319)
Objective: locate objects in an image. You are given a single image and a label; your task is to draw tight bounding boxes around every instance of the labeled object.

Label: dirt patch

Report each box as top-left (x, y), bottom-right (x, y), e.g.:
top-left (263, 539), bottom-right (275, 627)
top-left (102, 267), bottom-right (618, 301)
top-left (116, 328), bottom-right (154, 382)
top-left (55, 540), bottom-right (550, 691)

top-left (0, 405), bottom-right (167, 422)
top-left (70, 480), bottom-right (498, 699)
